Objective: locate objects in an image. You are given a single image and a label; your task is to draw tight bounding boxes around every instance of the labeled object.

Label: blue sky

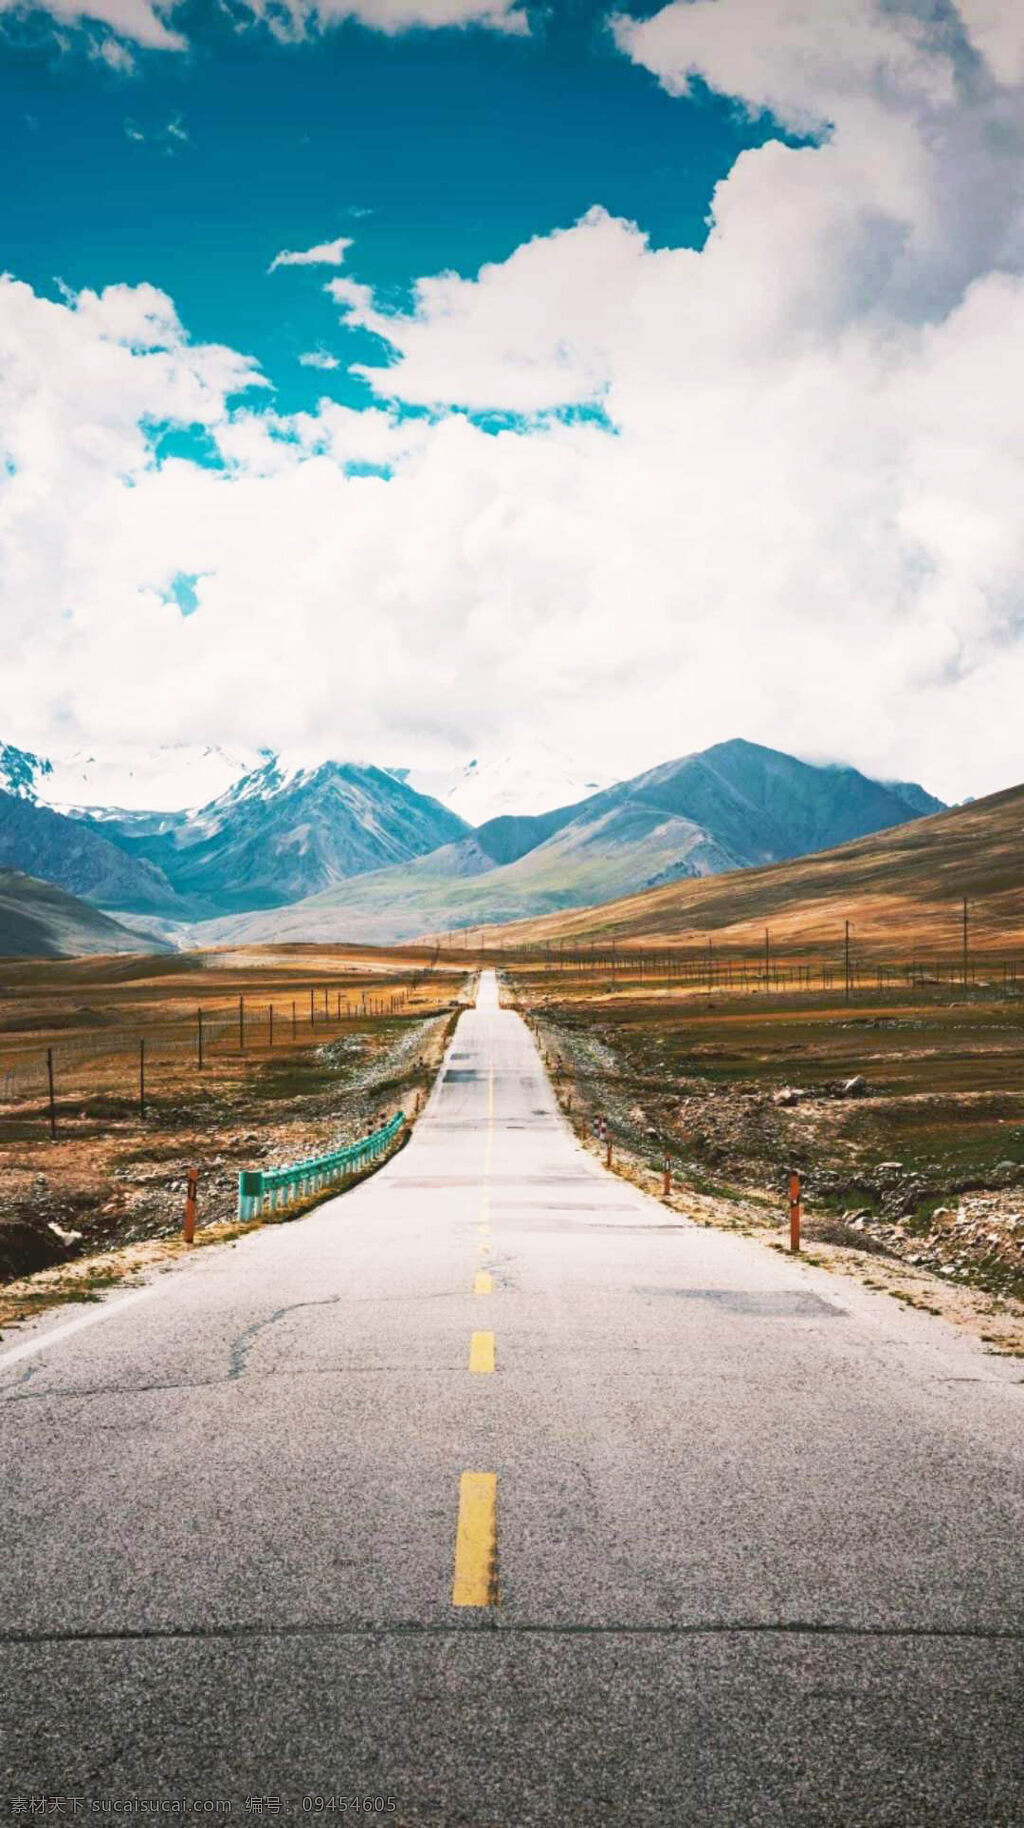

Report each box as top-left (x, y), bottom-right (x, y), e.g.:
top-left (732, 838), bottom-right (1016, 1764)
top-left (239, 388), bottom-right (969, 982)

top-left (1, 0), bottom-right (1022, 806)
top-left (0, 1), bottom-right (782, 416)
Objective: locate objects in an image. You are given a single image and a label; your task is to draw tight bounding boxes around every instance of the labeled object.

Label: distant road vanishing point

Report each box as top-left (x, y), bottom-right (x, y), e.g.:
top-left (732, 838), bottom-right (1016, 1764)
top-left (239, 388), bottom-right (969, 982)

top-left (1, 971), bottom-right (1022, 1823)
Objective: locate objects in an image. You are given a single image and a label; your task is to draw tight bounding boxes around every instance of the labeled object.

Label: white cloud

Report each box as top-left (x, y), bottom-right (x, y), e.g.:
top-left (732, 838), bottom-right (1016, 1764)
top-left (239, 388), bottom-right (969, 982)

top-left (329, 209), bottom-right (658, 412)
top-left (233, 0), bottom-right (529, 38)
top-left (3, 0), bottom-right (1024, 806)
top-left (0, 0), bottom-right (185, 49)
top-left (957, 0), bottom-right (1024, 88)
top-left (0, 0), bottom-right (527, 49)
top-left (269, 237), bottom-right (353, 272)
top-left (124, 113), bottom-right (188, 148)
top-left (298, 349), bottom-right (341, 369)
top-left (611, 0), bottom-right (956, 132)
top-left (92, 34), bottom-right (137, 69)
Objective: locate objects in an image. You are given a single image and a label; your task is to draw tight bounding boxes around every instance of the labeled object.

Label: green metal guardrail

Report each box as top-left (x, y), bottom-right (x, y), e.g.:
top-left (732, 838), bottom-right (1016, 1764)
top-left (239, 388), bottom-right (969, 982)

top-left (237, 1112), bottom-right (405, 1220)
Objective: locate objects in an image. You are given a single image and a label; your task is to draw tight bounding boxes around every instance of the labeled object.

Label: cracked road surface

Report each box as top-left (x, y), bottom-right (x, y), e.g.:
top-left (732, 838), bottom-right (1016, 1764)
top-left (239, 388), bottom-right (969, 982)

top-left (1, 972), bottom-right (1023, 1824)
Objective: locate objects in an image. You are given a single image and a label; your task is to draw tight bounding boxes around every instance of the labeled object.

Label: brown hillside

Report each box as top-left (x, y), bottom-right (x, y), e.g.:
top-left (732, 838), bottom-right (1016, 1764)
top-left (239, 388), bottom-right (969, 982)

top-left (482, 782), bottom-right (1024, 958)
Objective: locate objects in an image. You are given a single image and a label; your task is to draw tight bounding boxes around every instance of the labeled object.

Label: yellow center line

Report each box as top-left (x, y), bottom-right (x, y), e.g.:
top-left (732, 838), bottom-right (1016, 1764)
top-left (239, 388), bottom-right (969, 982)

top-left (452, 1471), bottom-right (498, 1606)
top-left (483, 1049), bottom-right (495, 1177)
top-left (469, 1331), bottom-right (495, 1374)
top-left (473, 1269), bottom-right (492, 1295)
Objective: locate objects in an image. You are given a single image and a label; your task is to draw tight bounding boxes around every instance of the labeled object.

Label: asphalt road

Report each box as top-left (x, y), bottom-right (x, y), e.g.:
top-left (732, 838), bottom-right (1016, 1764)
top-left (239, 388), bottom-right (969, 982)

top-left (1, 970), bottom-right (1023, 1826)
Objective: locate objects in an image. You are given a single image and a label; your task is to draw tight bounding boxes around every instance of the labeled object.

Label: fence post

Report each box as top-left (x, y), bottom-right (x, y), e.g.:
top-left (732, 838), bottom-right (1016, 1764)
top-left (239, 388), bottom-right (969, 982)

top-left (46, 1047), bottom-right (57, 1140)
top-left (269, 1005), bottom-right (274, 1048)
top-left (197, 1007), bottom-right (204, 1069)
top-left (184, 1167), bottom-right (198, 1243)
top-left (789, 1171), bottom-right (802, 1253)
top-left (139, 1038), bottom-right (146, 1119)
top-left (662, 1155), bottom-right (671, 1198)
top-left (239, 996), bottom-right (245, 1051)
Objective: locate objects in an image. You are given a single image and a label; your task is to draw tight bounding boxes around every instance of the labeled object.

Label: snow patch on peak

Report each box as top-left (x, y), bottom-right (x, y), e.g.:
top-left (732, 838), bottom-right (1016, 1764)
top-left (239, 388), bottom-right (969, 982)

top-left (11, 742), bottom-right (267, 814)
top-left (402, 745), bottom-right (616, 825)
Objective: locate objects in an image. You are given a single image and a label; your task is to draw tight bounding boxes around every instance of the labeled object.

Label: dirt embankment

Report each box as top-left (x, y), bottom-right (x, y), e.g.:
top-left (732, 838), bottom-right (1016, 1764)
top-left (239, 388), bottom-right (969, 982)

top-left (516, 992), bottom-right (1024, 1357)
top-left (0, 1004), bottom-right (461, 1320)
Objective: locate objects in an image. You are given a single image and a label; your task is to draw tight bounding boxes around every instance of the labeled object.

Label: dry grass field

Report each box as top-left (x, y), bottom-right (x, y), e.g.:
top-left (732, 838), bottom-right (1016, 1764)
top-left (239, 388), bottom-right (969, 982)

top-left (0, 943), bottom-right (468, 1290)
top-left (505, 956), bottom-right (1024, 1315)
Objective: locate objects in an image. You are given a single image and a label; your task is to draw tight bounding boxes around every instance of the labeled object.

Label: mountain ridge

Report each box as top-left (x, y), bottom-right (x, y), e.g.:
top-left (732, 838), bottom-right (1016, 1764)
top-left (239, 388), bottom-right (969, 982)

top-left (0, 870), bottom-right (175, 959)
top-left (0, 790), bottom-right (190, 915)
top-left (188, 739), bottom-right (946, 948)
top-left (478, 780), bottom-right (1024, 957)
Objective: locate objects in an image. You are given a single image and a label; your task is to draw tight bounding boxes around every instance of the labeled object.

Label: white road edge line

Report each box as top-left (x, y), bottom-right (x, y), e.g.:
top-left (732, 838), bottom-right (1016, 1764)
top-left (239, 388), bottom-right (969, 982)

top-left (0, 1286), bottom-right (159, 1373)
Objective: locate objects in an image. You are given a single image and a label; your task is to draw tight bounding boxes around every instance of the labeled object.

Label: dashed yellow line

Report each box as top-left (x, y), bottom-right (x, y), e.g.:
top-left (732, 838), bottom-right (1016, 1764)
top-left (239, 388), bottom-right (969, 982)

top-left (473, 1269), bottom-right (492, 1295)
top-left (469, 1331), bottom-right (495, 1374)
top-left (452, 1471), bottom-right (498, 1606)
top-left (483, 1049), bottom-right (495, 1177)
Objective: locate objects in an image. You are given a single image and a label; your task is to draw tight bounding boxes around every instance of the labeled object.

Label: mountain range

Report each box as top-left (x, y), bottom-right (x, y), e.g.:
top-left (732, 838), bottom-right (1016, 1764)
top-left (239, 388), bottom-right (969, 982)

top-left (0, 870), bottom-right (172, 960)
top-left (492, 780), bottom-right (1024, 960)
top-left (0, 751), bottom-right (469, 920)
top-left (0, 735), bottom-right (947, 951)
top-left (189, 740), bottom-right (945, 947)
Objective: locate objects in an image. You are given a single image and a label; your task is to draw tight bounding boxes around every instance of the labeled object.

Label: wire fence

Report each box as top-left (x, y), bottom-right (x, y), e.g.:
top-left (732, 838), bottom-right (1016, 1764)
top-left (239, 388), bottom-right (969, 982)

top-left (0, 980), bottom-right (431, 1134)
top-left (498, 943), bottom-right (1024, 1000)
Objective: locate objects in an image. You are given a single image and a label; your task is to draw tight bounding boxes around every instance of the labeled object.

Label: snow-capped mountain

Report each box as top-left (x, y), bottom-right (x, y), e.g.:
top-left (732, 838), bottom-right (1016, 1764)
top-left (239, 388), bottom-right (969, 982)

top-left (0, 740), bottom-right (264, 814)
top-left (0, 741), bottom-right (469, 916)
top-left (399, 745), bottom-right (616, 826)
top-left (197, 739), bottom-right (949, 948)
top-left (0, 733), bottom-right (947, 938)
top-left (1, 736), bottom-right (615, 827)
top-left (96, 758), bottom-right (470, 915)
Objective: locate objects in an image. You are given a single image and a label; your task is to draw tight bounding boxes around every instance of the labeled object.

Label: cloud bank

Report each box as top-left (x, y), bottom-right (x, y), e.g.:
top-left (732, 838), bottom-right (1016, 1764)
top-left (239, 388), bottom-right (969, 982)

top-left (0, 0), bottom-right (184, 48)
top-left (0, 0), bottom-right (529, 50)
top-left (2, 0), bottom-right (1024, 804)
